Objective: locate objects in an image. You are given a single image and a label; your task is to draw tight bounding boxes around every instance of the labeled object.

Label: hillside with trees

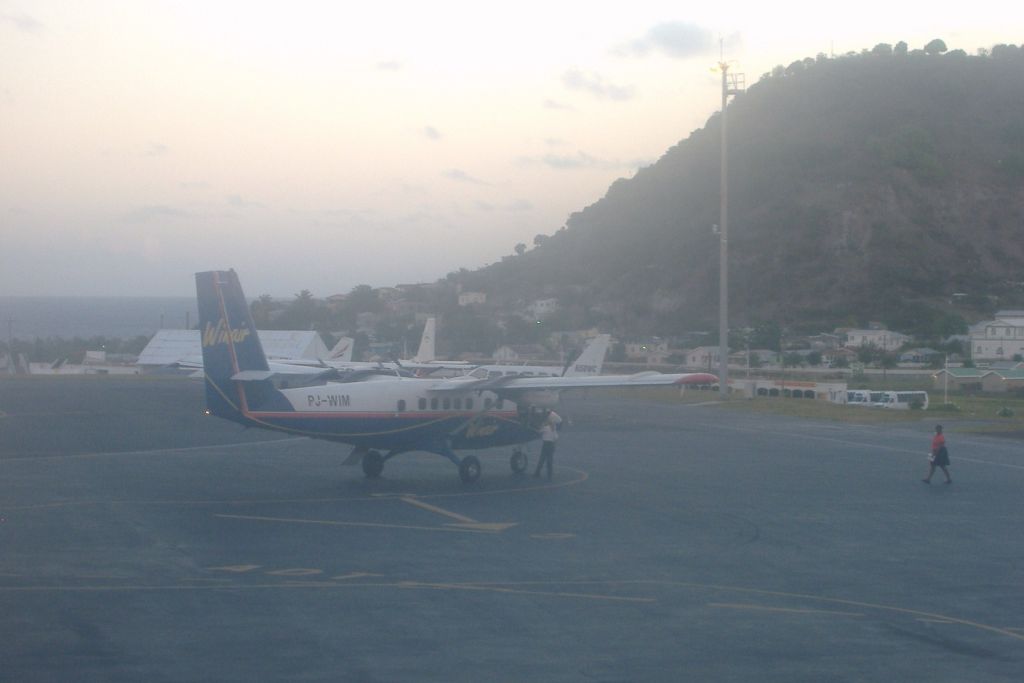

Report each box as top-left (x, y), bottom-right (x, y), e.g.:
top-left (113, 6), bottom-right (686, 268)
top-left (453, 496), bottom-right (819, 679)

top-left (454, 41), bottom-right (1024, 340)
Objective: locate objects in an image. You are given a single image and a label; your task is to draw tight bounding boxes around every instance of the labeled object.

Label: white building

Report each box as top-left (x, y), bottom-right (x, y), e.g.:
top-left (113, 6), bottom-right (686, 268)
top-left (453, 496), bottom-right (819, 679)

top-left (492, 344), bottom-right (547, 363)
top-left (458, 292), bottom-right (486, 306)
top-left (625, 339), bottom-right (670, 364)
top-left (841, 329), bottom-right (910, 350)
top-left (685, 346), bottom-right (721, 370)
top-left (528, 298), bottom-right (559, 319)
top-left (970, 311), bottom-right (1024, 362)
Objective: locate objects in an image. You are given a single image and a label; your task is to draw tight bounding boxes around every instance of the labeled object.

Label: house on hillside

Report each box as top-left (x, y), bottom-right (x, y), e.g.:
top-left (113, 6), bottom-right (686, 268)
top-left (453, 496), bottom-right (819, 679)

top-left (839, 328), bottom-right (910, 350)
top-left (969, 311), bottom-right (1024, 362)
top-left (625, 338), bottom-right (670, 364)
top-left (899, 347), bottom-right (943, 364)
top-left (684, 346), bottom-right (721, 371)
top-left (527, 298), bottom-right (559, 320)
top-left (458, 292), bottom-right (486, 306)
top-left (493, 344), bottom-right (548, 363)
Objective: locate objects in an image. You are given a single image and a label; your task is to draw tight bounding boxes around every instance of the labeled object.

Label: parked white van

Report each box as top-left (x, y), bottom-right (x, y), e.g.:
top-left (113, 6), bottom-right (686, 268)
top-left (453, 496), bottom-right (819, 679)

top-left (873, 391), bottom-right (929, 410)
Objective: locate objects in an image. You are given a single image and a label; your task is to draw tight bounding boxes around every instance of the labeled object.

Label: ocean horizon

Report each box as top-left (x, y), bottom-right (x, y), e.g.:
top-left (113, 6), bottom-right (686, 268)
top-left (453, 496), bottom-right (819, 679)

top-left (0, 296), bottom-right (199, 340)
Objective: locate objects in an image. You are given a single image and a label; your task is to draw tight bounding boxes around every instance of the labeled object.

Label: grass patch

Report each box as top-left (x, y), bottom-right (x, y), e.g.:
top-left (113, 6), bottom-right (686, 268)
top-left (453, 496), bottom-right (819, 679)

top-left (611, 385), bottom-right (1024, 433)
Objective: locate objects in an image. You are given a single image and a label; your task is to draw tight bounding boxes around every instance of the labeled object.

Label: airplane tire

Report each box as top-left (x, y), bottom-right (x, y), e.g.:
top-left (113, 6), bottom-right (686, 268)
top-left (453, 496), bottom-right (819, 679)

top-left (362, 450), bottom-right (384, 478)
top-left (510, 450), bottom-right (528, 474)
top-left (459, 456), bottom-right (481, 484)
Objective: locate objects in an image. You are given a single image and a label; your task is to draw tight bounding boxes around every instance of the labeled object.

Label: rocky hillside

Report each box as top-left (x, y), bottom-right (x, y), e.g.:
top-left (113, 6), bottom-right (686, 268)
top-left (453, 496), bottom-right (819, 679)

top-left (456, 43), bottom-right (1024, 339)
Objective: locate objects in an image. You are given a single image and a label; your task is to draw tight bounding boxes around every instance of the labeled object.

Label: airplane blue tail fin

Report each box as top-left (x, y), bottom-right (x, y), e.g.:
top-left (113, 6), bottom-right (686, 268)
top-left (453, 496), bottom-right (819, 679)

top-left (195, 270), bottom-right (272, 420)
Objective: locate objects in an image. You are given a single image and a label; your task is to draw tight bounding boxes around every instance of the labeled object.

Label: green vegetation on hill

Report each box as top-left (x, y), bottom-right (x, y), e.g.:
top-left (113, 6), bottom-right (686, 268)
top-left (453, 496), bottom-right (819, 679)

top-left (457, 42), bottom-right (1024, 339)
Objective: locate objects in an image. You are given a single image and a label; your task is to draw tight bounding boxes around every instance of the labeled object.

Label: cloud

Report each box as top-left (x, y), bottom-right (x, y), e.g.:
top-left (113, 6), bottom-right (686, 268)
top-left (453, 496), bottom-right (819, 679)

top-left (520, 151), bottom-right (650, 172)
top-left (561, 69), bottom-right (635, 101)
top-left (124, 205), bottom-right (190, 222)
top-left (144, 142), bottom-right (168, 157)
top-left (179, 181), bottom-right (210, 190)
top-left (443, 169), bottom-right (488, 185)
top-left (227, 194), bottom-right (264, 209)
top-left (543, 99), bottom-right (575, 111)
top-left (1, 12), bottom-right (44, 34)
top-left (617, 22), bottom-right (739, 59)
top-left (474, 199), bottom-right (533, 213)
top-left (376, 60), bottom-right (404, 71)
top-left (423, 125), bottom-right (442, 141)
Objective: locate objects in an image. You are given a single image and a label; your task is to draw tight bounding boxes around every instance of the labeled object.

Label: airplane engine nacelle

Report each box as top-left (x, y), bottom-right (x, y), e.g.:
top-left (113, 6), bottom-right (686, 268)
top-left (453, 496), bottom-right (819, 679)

top-left (516, 390), bottom-right (559, 409)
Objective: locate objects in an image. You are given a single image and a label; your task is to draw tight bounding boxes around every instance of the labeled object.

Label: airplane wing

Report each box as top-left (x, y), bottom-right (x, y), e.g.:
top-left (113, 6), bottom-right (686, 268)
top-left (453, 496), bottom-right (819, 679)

top-left (427, 371), bottom-right (717, 394)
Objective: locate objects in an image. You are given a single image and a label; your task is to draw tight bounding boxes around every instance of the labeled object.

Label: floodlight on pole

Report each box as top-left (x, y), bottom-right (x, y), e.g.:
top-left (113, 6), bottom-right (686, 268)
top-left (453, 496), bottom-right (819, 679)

top-left (716, 59), bottom-right (743, 399)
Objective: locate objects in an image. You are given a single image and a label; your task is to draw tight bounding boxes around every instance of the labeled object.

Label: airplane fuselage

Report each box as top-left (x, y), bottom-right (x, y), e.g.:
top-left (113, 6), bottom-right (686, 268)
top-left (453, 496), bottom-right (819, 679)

top-left (214, 375), bottom-right (534, 454)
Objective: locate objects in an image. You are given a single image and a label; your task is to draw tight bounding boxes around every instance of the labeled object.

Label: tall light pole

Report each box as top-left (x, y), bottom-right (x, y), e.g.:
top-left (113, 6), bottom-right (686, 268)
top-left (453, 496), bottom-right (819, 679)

top-left (717, 60), bottom-right (743, 398)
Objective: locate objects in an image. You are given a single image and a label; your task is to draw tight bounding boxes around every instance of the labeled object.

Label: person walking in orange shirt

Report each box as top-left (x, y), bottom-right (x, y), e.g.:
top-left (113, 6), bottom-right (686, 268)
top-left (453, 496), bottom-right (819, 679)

top-left (922, 424), bottom-right (952, 484)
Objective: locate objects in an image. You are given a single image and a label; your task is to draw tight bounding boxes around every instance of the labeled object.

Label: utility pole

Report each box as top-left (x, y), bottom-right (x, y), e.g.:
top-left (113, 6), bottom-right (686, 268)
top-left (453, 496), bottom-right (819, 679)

top-left (717, 57), bottom-right (743, 399)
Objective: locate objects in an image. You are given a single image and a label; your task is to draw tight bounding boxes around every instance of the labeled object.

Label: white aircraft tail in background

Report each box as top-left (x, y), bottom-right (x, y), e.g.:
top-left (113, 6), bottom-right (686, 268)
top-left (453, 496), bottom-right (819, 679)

top-left (410, 318), bottom-right (435, 363)
top-left (328, 336), bottom-right (354, 362)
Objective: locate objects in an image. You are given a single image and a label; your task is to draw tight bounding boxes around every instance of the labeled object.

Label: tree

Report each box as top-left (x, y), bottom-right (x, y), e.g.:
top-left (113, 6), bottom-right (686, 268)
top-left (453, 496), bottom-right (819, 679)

top-left (923, 38), bottom-right (947, 55)
top-left (894, 41), bottom-right (908, 56)
top-left (514, 243), bottom-right (527, 256)
top-left (348, 285), bottom-right (380, 313)
top-left (251, 294), bottom-right (275, 328)
top-left (872, 43), bottom-right (893, 56)
top-left (533, 234), bottom-right (548, 247)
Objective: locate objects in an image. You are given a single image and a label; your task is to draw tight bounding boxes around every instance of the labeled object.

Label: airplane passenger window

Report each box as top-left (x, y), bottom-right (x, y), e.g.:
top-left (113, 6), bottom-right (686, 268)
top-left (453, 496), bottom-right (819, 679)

top-left (443, 398), bottom-right (451, 410)
top-left (430, 398), bottom-right (438, 410)
top-left (397, 400), bottom-right (406, 412)
top-left (418, 398), bottom-right (426, 410)
top-left (466, 398), bottom-right (473, 410)
top-left (454, 398), bottom-right (462, 409)
top-left (484, 398), bottom-right (493, 409)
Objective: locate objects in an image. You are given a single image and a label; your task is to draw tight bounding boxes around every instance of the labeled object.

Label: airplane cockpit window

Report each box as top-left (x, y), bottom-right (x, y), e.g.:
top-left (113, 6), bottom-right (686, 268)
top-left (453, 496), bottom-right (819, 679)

top-left (469, 368), bottom-right (489, 379)
top-left (488, 370), bottom-right (502, 379)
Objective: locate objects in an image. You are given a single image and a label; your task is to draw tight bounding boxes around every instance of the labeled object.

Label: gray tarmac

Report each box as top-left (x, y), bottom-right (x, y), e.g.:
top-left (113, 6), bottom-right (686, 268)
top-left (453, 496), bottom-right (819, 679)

top-left (1, 376), bottom-right (1023, 682)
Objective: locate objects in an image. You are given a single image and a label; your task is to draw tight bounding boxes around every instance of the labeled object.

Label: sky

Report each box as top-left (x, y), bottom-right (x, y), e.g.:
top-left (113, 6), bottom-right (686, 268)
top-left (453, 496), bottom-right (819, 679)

top-left (2, 1), bottom-right (1022, 297)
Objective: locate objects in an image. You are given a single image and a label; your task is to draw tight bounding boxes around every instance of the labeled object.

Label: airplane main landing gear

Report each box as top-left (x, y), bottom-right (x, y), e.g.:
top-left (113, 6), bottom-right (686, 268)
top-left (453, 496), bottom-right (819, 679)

top-left (458, 455), bottom-right (481, 484)
top-left (510, 449), bottom-right (528, 474)
top-left (362, 449), bottom-right (384, 478)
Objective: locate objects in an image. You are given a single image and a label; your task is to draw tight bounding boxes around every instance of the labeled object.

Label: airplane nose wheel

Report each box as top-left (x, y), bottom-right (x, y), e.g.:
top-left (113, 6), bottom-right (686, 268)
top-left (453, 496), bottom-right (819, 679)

top-left (362, 449), bottom-right (384, 478)
top-left (459, 455), bottom-right (481, 484)
top-left (510, 449), bottom-right (528, 474)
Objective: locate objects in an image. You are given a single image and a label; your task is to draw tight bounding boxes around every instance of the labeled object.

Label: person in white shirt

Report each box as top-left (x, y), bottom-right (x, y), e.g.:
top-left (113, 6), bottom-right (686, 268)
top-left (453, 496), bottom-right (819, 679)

top-left (533, 409), bottom-right (562, 479)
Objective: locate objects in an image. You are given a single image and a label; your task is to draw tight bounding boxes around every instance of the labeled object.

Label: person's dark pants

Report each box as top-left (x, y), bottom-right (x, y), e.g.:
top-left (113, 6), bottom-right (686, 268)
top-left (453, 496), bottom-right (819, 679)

top-left (534, 441), bottom-right (555, 479)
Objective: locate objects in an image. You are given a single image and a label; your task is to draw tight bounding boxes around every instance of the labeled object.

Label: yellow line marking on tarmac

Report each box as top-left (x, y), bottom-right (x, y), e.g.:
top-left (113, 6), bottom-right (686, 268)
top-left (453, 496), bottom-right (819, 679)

top-left (399, 496), bottom-right (517, 532)
top-left (213, 513), bottom-right (502, 534)
top-left (399, 496), bottom-right (478, 524)
top-left (710, 602), bottom-right (864, 618)
top-left (397, 581), bottom-right (655, 604)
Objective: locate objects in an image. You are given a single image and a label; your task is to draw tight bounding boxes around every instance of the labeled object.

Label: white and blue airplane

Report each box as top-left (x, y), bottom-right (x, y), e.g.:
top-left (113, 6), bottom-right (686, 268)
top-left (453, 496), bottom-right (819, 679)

top-left (197, 270), bottom-right (716, 483)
